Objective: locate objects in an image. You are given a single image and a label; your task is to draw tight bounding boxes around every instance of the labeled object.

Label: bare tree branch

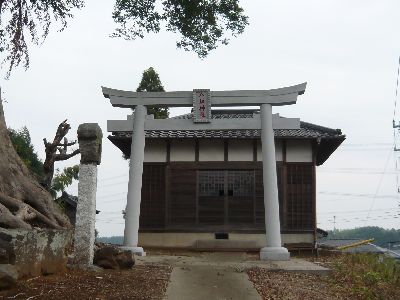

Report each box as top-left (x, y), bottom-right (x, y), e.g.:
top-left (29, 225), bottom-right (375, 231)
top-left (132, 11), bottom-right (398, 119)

top-left (54, 149), bottom-right (80, 161)
top-left (56, 140), bottom-right (77, 147)
top-left (42, 120), bottom-right (80, 190)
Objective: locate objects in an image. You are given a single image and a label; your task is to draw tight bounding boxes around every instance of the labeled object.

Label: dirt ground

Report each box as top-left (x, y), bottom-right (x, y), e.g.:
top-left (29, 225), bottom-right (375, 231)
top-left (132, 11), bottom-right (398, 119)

top-left (1, 251), bottom-right (398, 300)
top-left (247, 253), bottom-right (400, 300)
top-left (248, 268), bottom-right (344, 300)
top-left (0, 265), bottom-right (172, 300)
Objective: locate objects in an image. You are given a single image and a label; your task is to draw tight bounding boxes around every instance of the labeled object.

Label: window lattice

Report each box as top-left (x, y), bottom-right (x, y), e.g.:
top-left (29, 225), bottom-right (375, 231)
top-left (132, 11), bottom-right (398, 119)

top-left (228, 171), bottom-right (254, 197)
top-left (198, 171), bottom-right (225, 196)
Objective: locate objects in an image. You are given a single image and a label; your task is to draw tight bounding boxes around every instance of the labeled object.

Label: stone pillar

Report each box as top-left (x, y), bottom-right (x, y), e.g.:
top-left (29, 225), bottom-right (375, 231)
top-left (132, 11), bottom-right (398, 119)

top-left (260, 104), bottom-right (290, 261)
top-left (73, 123), bottom-right (102, 267)
top-left (122, 105), bottom-right (147, 256)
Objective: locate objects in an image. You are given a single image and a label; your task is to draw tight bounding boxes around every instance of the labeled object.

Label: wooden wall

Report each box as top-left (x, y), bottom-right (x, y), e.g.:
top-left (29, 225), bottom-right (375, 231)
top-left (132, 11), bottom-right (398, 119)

top-left (139, 161), bottom-right (315, 233)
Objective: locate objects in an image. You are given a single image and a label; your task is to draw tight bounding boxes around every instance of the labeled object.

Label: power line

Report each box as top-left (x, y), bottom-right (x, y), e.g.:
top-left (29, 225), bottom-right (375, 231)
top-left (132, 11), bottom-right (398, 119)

top-left (338, 148), bottom-right (393, 152)
top-left (98, 174), bottom-right (128, 182)
top-left (320, 166), bottom-right (396, 171)
top-left (392, 56), bottom-right (400, 217)
top-left (325, 212), bottom-right (400, 221)
top-left (318, 169), bottom-right (397, 175)
top-left (96, 221), bottom-right (125, 225)
top-left (96, 218), bottom-right (123, 220)
top-left (97, 192), bottom-right (126, 199)
top-left (318, 192), bottom-right (399, 200)
top-left (327, 214), bottom-right (399, 222)
top-left (364, 147), bottom-right (394, 224)
top-left (318, 207), bottom-right (400, 215)
top-left (97, 198), bottom-right (126, 204)
top-left (97, 181), bottom-right (128, 189)
top-left (342, 143), bottom-right (392, 147)
top-left (393, 55), bottom-right (400, 120)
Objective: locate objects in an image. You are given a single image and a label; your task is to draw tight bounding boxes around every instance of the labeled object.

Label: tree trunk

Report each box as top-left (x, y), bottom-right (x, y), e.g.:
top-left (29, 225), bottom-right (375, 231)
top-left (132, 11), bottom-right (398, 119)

top-left (0, 90), bottom-right (70, 229)
top-left (42, 121), bottom-right (80, 191)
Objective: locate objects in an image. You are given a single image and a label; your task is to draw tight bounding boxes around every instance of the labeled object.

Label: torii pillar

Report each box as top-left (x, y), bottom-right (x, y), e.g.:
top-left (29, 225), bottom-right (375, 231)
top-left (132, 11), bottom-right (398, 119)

top-left (260, 104), bottom-right (289, 260)
top-left (121, 104), bottom-right (147, 256)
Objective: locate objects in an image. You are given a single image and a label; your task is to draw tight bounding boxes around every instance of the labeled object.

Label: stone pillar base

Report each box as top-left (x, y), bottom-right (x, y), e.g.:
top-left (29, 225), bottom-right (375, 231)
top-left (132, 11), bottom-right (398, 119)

top-left (260, 247), bottom-right (290, 261)
top-left (120, 246), bottom-right (146, 256)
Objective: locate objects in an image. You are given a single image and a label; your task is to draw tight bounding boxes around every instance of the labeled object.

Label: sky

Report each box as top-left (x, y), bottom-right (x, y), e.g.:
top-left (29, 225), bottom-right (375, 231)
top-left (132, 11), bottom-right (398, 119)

top-left (1, 0), bottom-right (400, 236)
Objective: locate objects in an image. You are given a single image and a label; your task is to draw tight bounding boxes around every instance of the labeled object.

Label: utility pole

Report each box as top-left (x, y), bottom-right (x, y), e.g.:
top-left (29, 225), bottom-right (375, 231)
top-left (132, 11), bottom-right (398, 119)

top-left (333, 215), bottom-right (336, 237)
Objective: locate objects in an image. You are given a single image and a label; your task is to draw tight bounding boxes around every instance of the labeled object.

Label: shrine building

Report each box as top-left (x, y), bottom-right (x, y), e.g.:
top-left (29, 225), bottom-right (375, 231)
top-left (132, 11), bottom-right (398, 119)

top-left (103, 84), bottom-right (345, 255)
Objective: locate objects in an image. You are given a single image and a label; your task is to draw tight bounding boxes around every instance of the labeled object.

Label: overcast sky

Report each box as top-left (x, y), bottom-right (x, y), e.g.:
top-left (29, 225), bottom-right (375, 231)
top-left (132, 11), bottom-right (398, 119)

top-left (1, 0), bottom-right (400, 236)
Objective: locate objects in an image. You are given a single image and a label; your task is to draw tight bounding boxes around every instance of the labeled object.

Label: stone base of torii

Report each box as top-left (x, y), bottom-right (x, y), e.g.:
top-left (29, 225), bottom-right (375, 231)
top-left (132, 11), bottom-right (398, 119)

top-left (103, 83), bottom-right (307, 260)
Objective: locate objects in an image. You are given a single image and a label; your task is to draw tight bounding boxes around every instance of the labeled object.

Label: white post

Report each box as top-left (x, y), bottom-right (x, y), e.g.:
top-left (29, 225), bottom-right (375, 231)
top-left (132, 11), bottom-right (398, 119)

top-left (122, 104), bottom-right (147, 256)
top-left (260, 104), bottom-right (290, 261)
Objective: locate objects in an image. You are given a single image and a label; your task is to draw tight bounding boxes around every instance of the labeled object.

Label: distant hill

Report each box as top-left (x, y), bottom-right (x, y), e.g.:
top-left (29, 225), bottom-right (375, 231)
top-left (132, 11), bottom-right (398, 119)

top-left (97, 236), bottom-right (123, 245)
top-left (327, 226), bottom-right (400, 248)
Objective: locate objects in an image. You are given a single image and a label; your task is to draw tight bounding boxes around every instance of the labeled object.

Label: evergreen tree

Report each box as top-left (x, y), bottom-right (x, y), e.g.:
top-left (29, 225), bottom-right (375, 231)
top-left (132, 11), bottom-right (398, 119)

top-left (327, 226), bottom-right (400, 247)
top-left (136, 67), bottom-right (169, 119)
top-left (8, 127), bottom-right (44, 179)
top-left (50, 165), bottom-right (79, 199)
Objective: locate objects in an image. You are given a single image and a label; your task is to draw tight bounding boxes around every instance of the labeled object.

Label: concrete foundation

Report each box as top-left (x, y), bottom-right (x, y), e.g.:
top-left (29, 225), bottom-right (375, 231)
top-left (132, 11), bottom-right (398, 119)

top-left (136, 252), bottom-right (331, 276)
top-left (138, 232), bottom-right (314, 249)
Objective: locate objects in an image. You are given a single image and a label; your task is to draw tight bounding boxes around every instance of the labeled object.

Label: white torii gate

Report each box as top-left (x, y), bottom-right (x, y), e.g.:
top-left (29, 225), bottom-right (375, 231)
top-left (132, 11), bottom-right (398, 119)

top-left (103, 82), bottom-right (307, 261)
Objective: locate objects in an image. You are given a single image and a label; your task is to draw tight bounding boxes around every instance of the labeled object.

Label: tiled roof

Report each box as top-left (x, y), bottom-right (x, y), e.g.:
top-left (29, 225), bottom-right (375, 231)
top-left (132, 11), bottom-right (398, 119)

top-left (140, 124), bottom-right (340, 139)
top-left (112, 109), bottom-right (344, 139)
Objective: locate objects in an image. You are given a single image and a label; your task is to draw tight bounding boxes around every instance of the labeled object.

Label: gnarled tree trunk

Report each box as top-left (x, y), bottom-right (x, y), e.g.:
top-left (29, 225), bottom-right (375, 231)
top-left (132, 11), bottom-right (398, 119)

top-left (0, 90), bottom-right (70, 229)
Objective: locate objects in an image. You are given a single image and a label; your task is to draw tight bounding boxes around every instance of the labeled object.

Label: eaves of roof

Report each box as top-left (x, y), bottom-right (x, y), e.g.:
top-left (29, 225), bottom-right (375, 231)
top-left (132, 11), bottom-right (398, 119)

top-left (108, 111), bottom-right (345, 166)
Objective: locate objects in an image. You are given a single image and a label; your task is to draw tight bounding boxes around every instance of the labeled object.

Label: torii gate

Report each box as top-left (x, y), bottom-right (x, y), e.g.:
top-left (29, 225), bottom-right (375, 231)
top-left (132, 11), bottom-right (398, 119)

top-left (103, 82), bottom-right (307, 261)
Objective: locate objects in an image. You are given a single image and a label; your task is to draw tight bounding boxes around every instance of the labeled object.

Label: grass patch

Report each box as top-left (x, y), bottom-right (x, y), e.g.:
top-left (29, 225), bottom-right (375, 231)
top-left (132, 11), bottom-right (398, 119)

top-left (329, 253), bottom-right (400, 299)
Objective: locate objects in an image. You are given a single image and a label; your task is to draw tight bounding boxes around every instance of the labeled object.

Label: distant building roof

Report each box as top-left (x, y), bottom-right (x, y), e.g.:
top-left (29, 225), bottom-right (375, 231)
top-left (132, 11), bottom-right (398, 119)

top-left (316, 228), bottom-right (329, 238)
top-left (57, 191), bottom-right (78, 207)
top-left (318, 239), bottom-right (400, 259)
top-left (57, 191), bottom-right (100, 214)
top-left (109, 109), bottom-right (345, 166)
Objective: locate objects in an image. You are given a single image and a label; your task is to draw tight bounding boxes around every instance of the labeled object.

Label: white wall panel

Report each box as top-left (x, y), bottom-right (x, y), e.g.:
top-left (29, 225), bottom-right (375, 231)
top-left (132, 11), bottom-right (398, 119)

top-left (144, 139), bottom-right (167, 162)
top-left (170, 140), bottom-right (195, 161)
top-left (286, 140), bottom-right (313, 162)
top-left (199, 140), bottom-right (224, 161)
top-left (228, 140), bottom-right (253, 161)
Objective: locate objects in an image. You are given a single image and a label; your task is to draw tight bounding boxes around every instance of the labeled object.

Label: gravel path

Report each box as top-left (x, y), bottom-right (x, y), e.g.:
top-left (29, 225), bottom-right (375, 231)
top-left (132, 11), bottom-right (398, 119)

top-left (165, 265), bottom-right (261, 300)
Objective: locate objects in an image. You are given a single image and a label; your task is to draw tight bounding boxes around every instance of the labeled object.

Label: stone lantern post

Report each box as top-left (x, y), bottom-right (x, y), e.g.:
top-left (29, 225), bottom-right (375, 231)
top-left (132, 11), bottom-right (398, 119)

top-left (73, 123), bottom-right (102, 268)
